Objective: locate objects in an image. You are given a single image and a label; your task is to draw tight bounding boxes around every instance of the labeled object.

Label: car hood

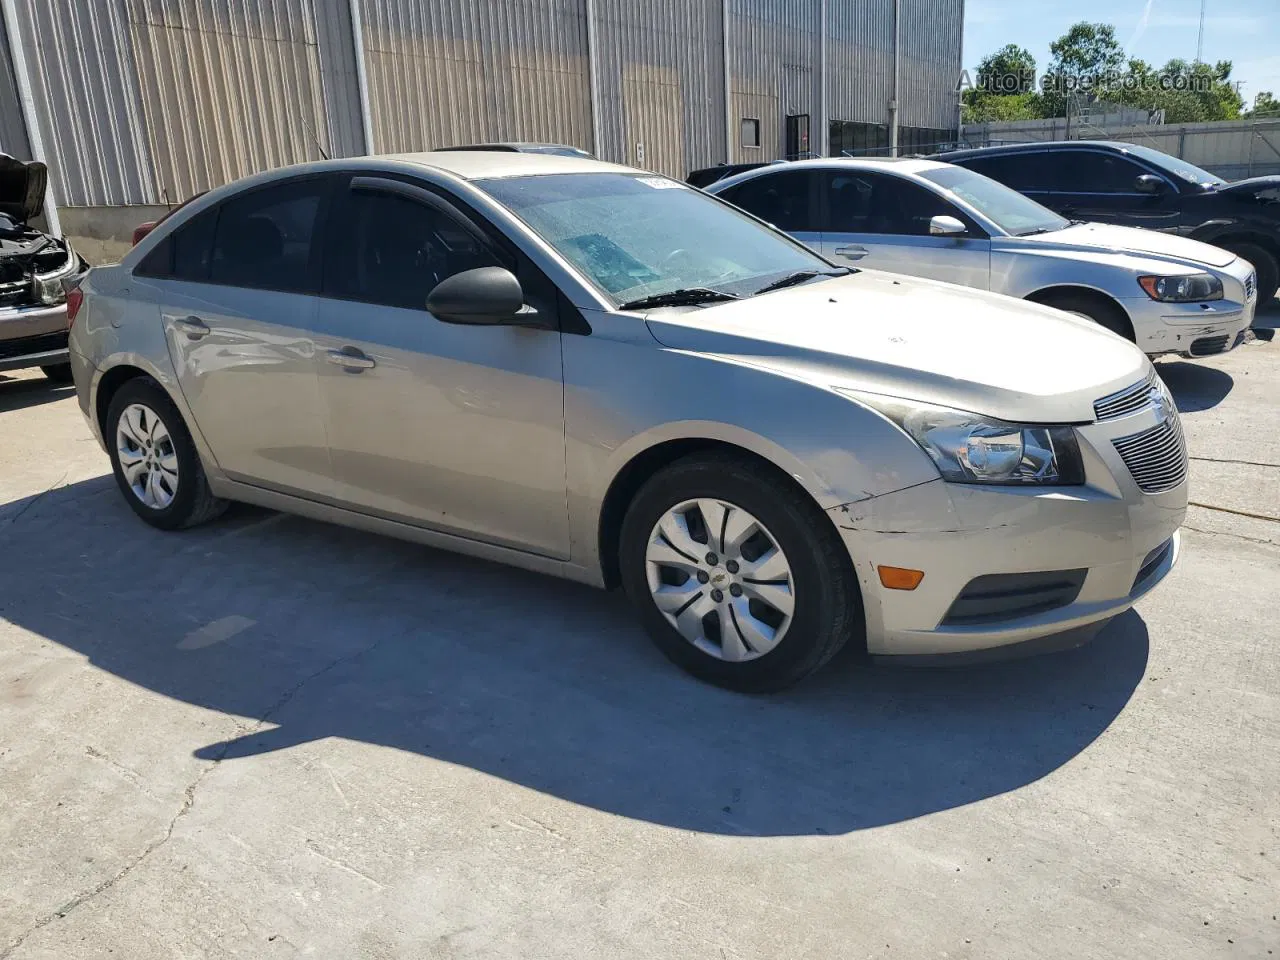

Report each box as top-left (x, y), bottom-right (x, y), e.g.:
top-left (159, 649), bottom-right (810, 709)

top-left (643, 271), bottom-right (1147, 424)
top-left (0, 154), bottom-right (47, 225)
top-left (1215, 175), bottom-right (1280, 200)
top-left (1017, 221), bottom-right (1235, 269)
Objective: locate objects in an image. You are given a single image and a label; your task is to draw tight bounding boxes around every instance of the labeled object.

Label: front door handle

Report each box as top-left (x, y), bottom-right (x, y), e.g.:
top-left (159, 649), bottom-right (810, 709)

top-left (834, 245), bottom-right (868, 261)
top-left (327, 347), bottom-right (376, 371)
top-left (173, 316), bottom-right (209, 340)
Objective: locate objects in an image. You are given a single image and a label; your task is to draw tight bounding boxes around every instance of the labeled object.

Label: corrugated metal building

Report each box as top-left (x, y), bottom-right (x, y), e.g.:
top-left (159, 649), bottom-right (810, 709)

top-left (0, 0), bottom-right (963, 219)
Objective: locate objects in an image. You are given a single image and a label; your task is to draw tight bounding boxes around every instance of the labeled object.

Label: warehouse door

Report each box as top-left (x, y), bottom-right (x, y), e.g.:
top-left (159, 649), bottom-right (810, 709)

top-left (785, 115), bottom-right (811, 160)
top-left (623, 65), bottom-right (685, 177)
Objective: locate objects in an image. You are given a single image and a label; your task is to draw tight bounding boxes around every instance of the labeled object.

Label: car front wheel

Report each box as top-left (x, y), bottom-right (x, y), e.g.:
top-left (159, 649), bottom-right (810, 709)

top-left (1223, 241), bottom-right (1279, 311)
top-left (105, 377), bottom-right (227, 530)
top-left (619, 452), bottom-right (862, 692)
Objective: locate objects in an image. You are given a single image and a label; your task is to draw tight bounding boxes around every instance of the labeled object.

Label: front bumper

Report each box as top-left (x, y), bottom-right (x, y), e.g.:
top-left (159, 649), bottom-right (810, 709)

top-left (0, 303), bottom-right (70, 373)
top-left (831, 406), bottom-right (1186, 658)
top-left (1122, 295), bottom-right (1253, 358)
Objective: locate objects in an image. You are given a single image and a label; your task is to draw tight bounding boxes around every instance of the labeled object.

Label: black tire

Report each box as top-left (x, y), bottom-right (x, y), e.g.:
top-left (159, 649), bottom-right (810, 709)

top-left (1033, 291), bottom-right (1134, 340)
top-left (105, 377), bottom-right (228, 531)
top-left (40, 362), bottom-right (73, 383)
top-left (1221, 241), bottom-right (1279, 312)
top-left (619, 452), bottom-right (863, 693)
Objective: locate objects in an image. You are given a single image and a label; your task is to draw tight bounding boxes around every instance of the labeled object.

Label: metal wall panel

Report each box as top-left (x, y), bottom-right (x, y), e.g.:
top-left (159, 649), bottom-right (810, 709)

top-left (898, 0), bottom-right (962, 132)
top-left (126, 0), bottom-right (337, 201)
top-left (594, 0), bottom-right (725, 176)
top-left (0, 12), bottom-right (30, 159)
top-left (826, 0), bottom-right (893, 129)
top-left (729, 0), bottom-right (819, 163)
top-left (358, 0), bottom-right (592, 156)
top-left (17, 0), bottom-right (154, 205)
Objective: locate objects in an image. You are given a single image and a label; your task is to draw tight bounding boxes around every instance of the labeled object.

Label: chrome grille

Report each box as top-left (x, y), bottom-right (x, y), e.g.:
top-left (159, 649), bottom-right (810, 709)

top-left (1094, 372), bottom-right (1157, 422)
top-left (1113, 418), bottom-right (1188, 493)
top-left (1245, 271), bottom-right (1256, 301)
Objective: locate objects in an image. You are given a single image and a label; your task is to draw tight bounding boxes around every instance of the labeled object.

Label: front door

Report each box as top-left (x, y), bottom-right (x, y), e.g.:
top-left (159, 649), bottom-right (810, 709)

top-left (786, 114), bottom-right (811, 160)
top-left (153, 175), bottom-right (338, 499)
top-left (313, 175), bottom-right (570, 558)
top-left (1044, 149), bottom-right (1181, 230)
top-left (817, 171), bottom-right (991, 288)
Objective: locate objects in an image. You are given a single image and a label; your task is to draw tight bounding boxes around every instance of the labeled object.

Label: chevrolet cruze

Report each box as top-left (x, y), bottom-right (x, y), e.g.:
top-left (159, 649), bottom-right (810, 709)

top-left (68, 152), bottom-right (1186, 691)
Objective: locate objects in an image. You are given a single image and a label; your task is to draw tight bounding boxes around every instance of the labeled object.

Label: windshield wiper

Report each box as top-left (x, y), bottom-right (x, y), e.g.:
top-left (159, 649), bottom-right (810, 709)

top-left (618, 288), bottom-right (740, 310)
top-left (753, 268), bottom-right (849, 296)
top-left (1016, 227), bottom-right (1056, 236)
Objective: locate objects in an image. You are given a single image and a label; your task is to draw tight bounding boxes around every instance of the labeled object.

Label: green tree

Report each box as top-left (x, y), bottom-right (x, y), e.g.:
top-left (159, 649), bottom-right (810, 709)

top-left (1041, 22), bottom-right (1125, 117)
top-left (1113, 58), bottom-right (1244, 123)
top-left (1245, 91), bottom-right (1280, 117)
top-left (976, 44), bottom-right (1038, 94)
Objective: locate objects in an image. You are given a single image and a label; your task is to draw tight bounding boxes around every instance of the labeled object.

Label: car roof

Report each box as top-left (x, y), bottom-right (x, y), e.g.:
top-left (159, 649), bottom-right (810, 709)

top-left (708, 155), bottom-right (953, 190)
top-left (375, 150), bottom-right (638, 180)
top-left (941, 140), bottom-right (1136, 160)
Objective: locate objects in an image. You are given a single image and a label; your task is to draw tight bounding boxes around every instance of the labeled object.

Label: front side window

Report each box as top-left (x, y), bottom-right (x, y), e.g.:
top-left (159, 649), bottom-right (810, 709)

top-left (1051, 151), bottom-right (1149, 195)
top-left (325, 187), bottom-right (501, 310)
top-left (823, 172), bottom-right (964, 237)
top-left (476, 173), bottom-right (830, 305)
top-left (209, 178), bottom-right (328, 293)
top-left (919, 166), bottom-right (1068, 237)
top-left (724, 170), bottom-right (817, 231)
top-left (1120, 144), bottom-right (1224, 187)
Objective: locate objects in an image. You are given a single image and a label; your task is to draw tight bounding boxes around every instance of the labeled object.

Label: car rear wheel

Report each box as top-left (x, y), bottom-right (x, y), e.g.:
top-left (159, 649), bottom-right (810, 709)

top-left (1222, 241), bottom-right (1278, 311)
top-left (106, 378), bottom-right (227, 530)
top-left (40, 363), bottom-right (73, 383)
top-left (619, 452), bottom-right (862, 692)
top-left (1032, 290), bottom-right (1134, 341)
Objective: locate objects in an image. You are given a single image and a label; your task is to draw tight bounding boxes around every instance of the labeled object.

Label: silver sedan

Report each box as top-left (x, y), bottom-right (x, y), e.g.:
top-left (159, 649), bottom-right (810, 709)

top-left (708, 157), bottom-right (1256, 359)
top-left (68, 152), bottom-right (1184, 691)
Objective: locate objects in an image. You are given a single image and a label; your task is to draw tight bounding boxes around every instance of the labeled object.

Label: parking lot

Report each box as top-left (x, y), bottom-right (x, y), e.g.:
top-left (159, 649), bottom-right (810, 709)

top-left (0, 320), bottom-right (1277, 958)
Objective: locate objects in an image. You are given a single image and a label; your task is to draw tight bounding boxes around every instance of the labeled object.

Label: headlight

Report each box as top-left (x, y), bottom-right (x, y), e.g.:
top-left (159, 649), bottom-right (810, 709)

top-left (1138, 273), bottom-right (1223, 302)
top-left (33, 252), bottom-right (84, 306)
top-left (840, 392), bottom-right (1085, 486)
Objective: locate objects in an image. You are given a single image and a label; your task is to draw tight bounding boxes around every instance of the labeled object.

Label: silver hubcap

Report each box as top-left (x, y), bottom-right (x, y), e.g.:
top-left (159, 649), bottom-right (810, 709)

top-left (116, 403), bottom-right (179, 510)
top-left (644, 498), bottom-right (795, 662)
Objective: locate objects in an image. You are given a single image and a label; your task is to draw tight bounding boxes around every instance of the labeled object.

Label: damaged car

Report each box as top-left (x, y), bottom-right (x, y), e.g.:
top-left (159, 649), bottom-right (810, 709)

top-left (0, 155), bottom-right (88, 382)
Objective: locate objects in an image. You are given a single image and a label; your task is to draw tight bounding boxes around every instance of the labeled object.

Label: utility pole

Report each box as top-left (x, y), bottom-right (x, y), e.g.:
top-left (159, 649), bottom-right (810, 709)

top-left (1196, 0), bottom-right (1206, 63)
top-left (888, 0), bottom-right (901, 157)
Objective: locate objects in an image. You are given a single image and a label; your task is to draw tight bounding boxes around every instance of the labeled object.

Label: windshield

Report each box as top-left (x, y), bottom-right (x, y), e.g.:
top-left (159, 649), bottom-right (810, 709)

top-left (476, 173), bottom-right (831, 305)
top-left (919, 166), bottom-right (1070, 237)
top-left (1119, 143), bottom-right (1226, 187)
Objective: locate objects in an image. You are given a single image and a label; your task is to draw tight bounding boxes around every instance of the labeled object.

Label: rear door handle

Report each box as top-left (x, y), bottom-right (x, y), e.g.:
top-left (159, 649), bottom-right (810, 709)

top-left (327, 347), bottom-right (376, 371)
top-left (834, 245), bottom-right (868, 261)
top-left (173, 316), bottom-right (209, 340)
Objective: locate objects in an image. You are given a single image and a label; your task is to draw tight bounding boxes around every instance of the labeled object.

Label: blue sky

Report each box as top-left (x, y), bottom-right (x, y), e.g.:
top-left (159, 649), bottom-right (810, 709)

top-left (964, 0), bottom-right (1280, 106)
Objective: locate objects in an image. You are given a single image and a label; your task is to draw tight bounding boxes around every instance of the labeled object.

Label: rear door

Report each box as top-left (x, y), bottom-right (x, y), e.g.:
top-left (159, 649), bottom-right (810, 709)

top-left (1044, 149), bottom-right (1181, 229)
top-left (312, 174), bottom-right (570, 557)
top-left (140, 175), bottom-right (338, 499)
top-left (717, 169), bottom-right (822, 250)
top-left (817, 170), bottom-right (991, 288)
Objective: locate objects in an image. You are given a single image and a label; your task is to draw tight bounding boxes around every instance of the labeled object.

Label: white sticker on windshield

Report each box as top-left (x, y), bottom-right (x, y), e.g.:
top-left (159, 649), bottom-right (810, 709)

top-left (636, 176), bottom-right (686, 190)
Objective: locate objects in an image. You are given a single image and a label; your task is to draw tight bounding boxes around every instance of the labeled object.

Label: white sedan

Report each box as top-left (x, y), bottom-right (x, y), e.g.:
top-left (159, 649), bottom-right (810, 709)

top-left (708, 157), bottom-right (1257, 359)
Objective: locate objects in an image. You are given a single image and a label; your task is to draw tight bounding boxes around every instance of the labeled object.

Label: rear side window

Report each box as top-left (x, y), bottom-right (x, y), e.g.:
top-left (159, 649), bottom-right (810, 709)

top-left (722, 171), bottom-right (817, 231)
top-left (953, 152), bottom-right (1051, 191)
top-left (135, 207), bottom-right (217, 281)
top-left (324, 187), bottom-right (502, 310)
top-left (208, 178), bottom-right (329, 293)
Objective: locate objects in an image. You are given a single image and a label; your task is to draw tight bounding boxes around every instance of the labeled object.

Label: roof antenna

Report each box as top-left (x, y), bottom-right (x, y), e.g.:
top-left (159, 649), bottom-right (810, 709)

top-left (300, 115), bottom-right (331, 161)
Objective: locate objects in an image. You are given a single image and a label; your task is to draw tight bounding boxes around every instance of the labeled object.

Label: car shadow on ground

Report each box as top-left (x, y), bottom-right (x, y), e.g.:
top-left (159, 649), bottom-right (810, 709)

top-left (0, 477), bottom-right (1149, 837)
top-left (1156, 360), bottom-right (1235, 412)
top-left (0, 375), bottom-right (74, 413)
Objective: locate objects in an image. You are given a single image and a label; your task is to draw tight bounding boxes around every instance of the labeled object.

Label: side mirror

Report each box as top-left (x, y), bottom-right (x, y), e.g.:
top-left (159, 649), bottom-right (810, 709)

top-left (1134, 174), bottom-right (1165, 195)
top-left (929, 215), bottom-right (967, 236)
top-left (426, 267), bottom-right (525, 326)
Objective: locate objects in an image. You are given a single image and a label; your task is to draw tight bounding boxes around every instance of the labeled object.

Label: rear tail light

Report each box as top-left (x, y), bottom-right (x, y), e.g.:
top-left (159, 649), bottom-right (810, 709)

top-left (66, 287), bottom-right (85, 329)
top-left (132, 221), bottom-right (157, 245)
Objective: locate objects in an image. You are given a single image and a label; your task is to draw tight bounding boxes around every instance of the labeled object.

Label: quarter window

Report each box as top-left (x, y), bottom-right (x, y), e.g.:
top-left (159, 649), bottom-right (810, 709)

top-left (325, 187), bottom-right (501, 310)
top-left (208, 178), bottom-right (328, 293)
